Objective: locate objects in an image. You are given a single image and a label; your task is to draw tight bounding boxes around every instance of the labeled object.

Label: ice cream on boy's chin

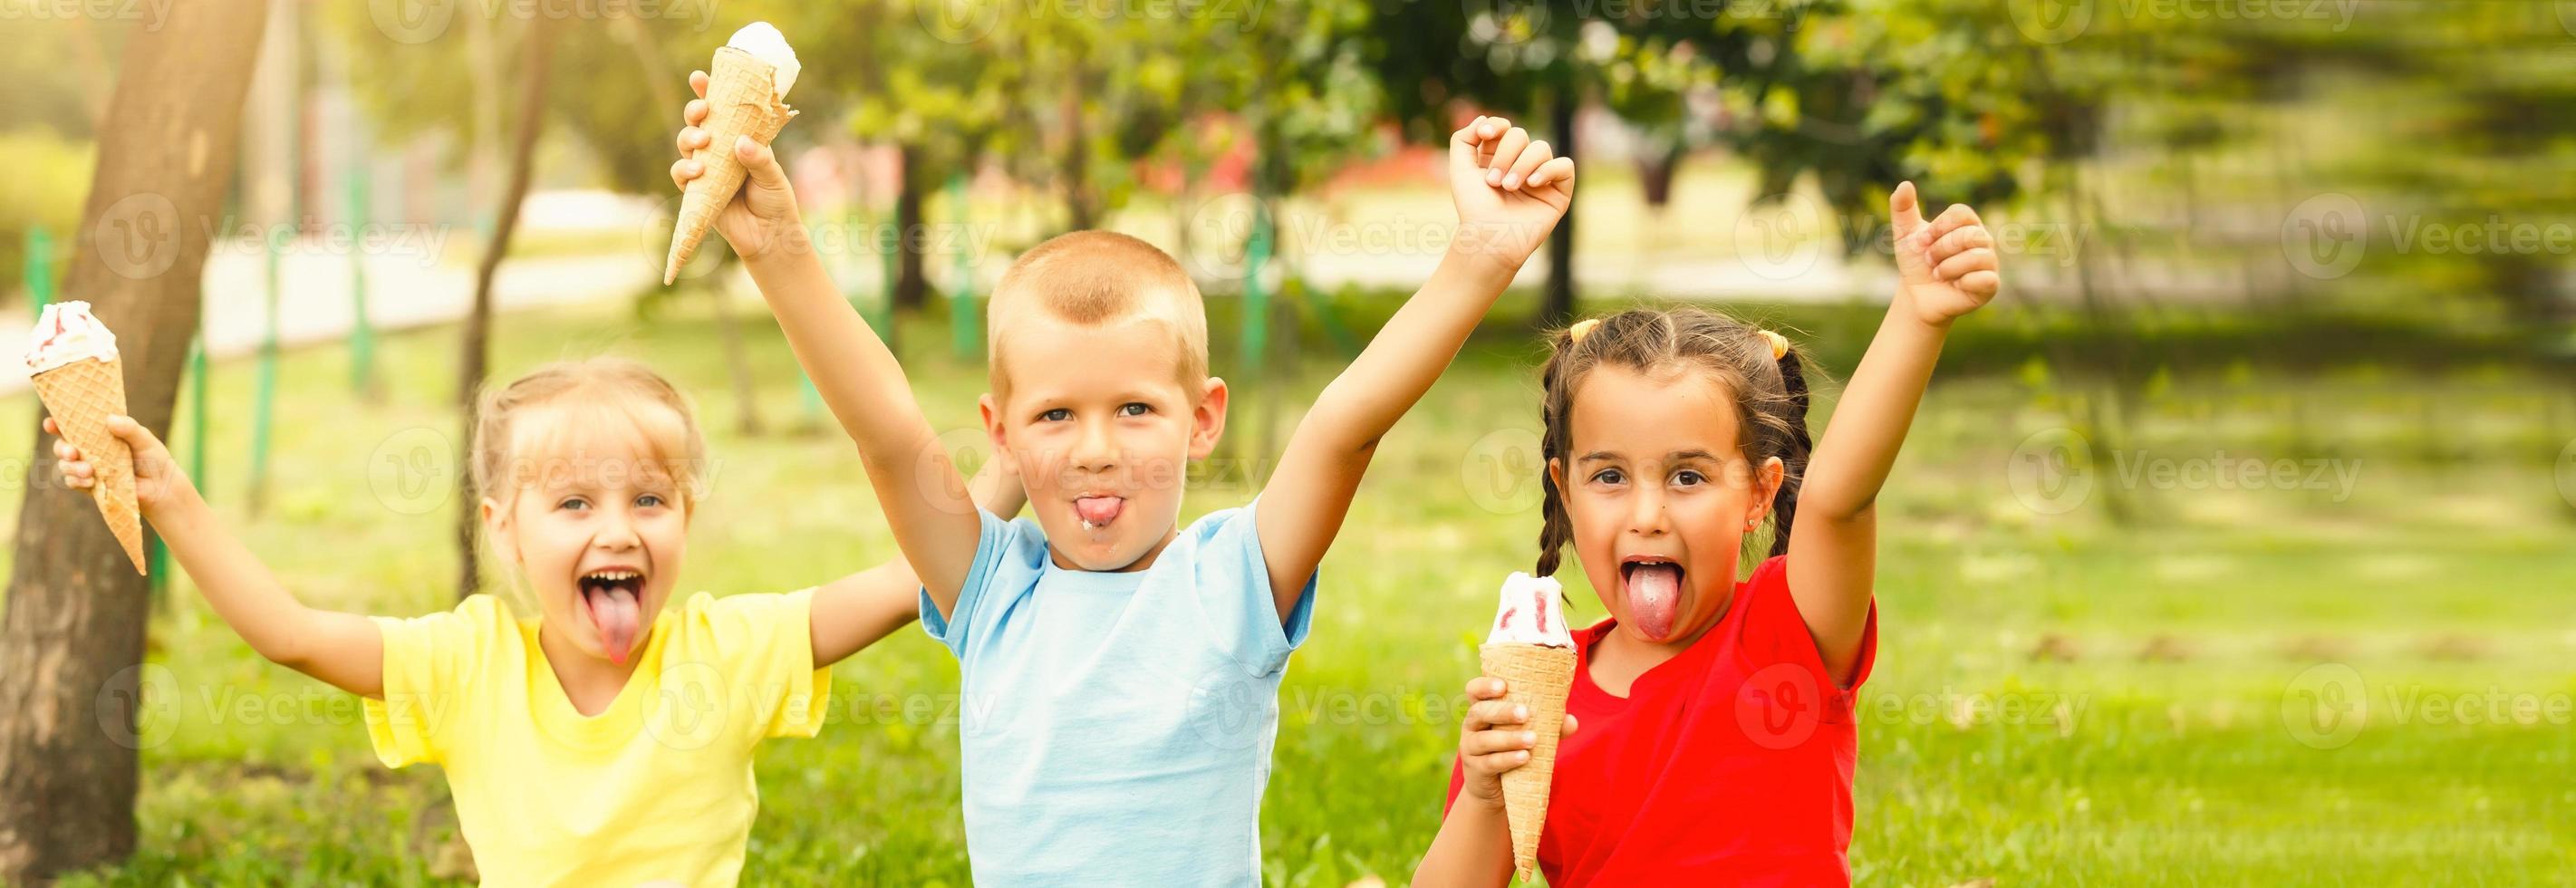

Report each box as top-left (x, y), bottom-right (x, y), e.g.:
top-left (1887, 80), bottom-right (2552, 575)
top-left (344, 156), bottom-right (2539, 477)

top-left (25, 301), bottom-right (120, 374)
top-left (1488, 572), bottom-right (1574, 647)
top-left (726, 22), bottom-right (799, 99)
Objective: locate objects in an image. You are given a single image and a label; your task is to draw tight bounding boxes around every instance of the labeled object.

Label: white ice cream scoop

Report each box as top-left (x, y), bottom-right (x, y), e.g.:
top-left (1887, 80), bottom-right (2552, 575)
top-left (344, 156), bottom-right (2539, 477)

top-left (726, 22), bottom-right (800, 99)
top-left (1486, 572), bottom-right (1574, 647)
top-left (25, 301), bottom-right (120, 374)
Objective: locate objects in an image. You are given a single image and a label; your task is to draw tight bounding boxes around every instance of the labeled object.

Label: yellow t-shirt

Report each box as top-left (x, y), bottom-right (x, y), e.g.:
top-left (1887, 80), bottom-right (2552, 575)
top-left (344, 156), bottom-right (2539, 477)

top-left (363, 590), bottom-right (831, 887)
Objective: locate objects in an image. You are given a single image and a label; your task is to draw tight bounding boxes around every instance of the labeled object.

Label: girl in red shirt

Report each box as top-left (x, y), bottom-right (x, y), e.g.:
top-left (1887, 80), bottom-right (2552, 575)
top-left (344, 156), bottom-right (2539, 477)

top-left (1415, 183), bottom-right (2002, 887)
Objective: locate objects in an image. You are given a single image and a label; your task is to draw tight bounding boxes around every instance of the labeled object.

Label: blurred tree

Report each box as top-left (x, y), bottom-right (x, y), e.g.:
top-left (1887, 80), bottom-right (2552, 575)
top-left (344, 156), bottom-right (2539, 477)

top-left (453, 17), bottom-right (555, 601)
top-left (0, 3), bottom-right (267, 880)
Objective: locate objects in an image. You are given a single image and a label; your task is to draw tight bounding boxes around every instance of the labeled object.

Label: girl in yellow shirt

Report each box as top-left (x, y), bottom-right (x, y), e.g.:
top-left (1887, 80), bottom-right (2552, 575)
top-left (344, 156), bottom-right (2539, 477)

top-left (49, 358), bottom-right (1019, 886)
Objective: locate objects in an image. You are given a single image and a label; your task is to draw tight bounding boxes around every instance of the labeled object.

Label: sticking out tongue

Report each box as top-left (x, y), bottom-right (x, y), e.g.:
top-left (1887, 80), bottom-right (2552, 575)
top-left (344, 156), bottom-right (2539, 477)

top-left (1075, 497), bottom-right (1123, 527)
top-left (587, 587), bottom-right (642, 665)
top-left (1626, 564), bottom-right (1681, 640)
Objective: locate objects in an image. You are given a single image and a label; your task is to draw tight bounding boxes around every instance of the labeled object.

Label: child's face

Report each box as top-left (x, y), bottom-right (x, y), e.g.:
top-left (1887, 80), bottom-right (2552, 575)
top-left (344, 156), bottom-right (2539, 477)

top-left (483, 423), bottom-right (690, 666)
top-left (982, 311), bottom-right (1225, 572)
top-left (1548, 364), bottom-right (1782, 647)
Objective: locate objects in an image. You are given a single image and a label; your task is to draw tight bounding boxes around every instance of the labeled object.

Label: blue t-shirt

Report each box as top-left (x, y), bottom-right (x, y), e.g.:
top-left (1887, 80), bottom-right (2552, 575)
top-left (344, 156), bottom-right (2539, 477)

top-left (920, 500), bottom-right (1317, 886)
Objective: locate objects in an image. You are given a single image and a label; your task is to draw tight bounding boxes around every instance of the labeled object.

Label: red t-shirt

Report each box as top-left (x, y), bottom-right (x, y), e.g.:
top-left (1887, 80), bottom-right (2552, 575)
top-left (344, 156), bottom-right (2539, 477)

top-left (1447, 555), bottom-right (1878, 887)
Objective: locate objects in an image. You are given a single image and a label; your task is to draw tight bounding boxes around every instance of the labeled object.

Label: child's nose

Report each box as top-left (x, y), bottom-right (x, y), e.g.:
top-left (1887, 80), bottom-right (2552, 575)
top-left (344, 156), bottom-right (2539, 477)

top-left (1071, 420), bottom-right (1120, 472)
top-left (1626, 487), bottom-right (1673, 536)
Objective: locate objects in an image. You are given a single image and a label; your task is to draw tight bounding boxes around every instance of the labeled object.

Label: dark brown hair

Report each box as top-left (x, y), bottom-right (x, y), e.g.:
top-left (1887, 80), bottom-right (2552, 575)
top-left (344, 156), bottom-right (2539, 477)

top-left (1533, 307), bottom-right (1815, 576)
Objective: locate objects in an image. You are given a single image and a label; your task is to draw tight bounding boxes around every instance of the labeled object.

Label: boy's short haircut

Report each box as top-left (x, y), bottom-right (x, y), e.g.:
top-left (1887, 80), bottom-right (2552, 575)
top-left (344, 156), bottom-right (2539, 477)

top-left (987, 230), bottom-right (1209, 398)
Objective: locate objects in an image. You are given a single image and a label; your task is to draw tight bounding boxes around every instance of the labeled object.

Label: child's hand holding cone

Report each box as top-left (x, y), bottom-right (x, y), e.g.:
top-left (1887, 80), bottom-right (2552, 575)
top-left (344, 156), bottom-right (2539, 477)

top-left (47, 414), bottom-right (188, 519)
top-left (1458, 674), bottom-right (1580, 879)
top-left (668, 67), bottom-right (804, 275)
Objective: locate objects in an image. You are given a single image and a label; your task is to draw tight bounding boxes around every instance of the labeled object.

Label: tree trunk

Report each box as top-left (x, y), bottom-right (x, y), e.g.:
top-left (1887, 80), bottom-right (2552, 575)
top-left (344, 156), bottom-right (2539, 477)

top-left (893, 144), bottom-right (929, 312)
top-left (455, 19), bottom-right (554, 601)
top-left (1540, 89), bottom-right (1580, 328)
top-left (0, 4), bottom-right (267, 881)
top-left (709, 265), bottom-right (765, 436)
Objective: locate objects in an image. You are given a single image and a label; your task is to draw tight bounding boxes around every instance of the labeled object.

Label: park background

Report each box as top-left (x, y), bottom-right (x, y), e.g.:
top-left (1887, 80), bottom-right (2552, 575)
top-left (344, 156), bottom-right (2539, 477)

top-left (3, 0), bottom-right (2573, 883)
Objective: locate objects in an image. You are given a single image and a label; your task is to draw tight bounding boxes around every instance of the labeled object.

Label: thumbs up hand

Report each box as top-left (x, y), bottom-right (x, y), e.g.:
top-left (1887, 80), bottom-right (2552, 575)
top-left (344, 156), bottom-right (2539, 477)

top-left (1888, 181), bottom-right (2002, 326)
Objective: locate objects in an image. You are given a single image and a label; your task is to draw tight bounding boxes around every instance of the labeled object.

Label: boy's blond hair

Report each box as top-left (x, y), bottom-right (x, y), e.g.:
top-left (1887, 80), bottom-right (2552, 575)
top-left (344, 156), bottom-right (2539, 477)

top-left (987, 231), bottom-right (1209, 398)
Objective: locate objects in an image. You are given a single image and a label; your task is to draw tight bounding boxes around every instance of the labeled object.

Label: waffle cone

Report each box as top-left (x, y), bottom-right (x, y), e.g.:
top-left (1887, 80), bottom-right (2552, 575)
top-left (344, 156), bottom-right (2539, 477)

top-left (1481, 642), bottom-right (1576, 882)
top-left (664, 45), bottom-right (798, 285)
top-left (31, 356), bottom-right (146, 574)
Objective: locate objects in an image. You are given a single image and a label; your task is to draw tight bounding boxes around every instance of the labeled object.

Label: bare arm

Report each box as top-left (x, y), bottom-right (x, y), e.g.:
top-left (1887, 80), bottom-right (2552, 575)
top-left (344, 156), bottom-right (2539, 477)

top-left (1786, 183), bottom-right (2000, 683)
top-left (1256, 117), bottom-right (1576, 621)
top-left (1413, 676), bottom-right (1578, 886)
top-left (809, 459), bottom-right (1025, 667)
top-left (670, 72), bottom-right (984, 613)
top-left (56, 416), bottom-right (386, 698)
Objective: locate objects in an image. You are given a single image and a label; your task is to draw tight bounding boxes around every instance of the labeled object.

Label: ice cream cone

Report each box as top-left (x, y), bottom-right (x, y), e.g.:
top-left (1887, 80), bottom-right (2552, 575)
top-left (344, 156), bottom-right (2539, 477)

top-left (664, 45), bottom-right (798, 285)
top-left (1481, 641), bottom-right (1575, 881)
top-left (32, 356), bottom-right (145, 574)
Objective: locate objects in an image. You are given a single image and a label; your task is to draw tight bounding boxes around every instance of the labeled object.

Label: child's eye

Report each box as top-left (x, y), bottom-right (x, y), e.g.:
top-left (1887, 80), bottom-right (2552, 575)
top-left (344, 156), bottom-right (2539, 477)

top-left (1673, 469), bottom-right (1706, 487)
top-left (557, 497), bottom-right (591, 512)
top-left (1589, 468), bottom-right (1625, 486)
top-left (636, 493), bottom-right (667, 509)
top-left (1039, 408), bottom-right (1072, 422)
top-left (1118, 402), bottom-right (1152, 418)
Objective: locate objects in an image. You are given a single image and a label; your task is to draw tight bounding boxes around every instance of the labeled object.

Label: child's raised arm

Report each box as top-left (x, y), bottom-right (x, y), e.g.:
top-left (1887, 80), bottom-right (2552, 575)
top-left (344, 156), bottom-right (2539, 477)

top-left (808, 459), bottom-right (1026, 667)
top-left (1787, 182), bottom-right (2001, 682)
top-left (53, 416), bottom-right (387, 697)
top-left (1253, 116), bottom-right (1575, 621)
top-left (667, 72), bottom-right (984, 613)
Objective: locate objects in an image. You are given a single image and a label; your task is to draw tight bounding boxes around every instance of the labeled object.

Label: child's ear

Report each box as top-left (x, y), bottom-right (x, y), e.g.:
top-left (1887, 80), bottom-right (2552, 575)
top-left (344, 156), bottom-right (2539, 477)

top-left (1751, 456), bottom-right (1787, 526)
top-left (480, 496), bottom-right (519, 565)
top-left (979, 392), bottom-right (1008, 456)
top-left (1547, 457), bottom-right (1566, 496)
top-left (1189, 377), bottom-right (1229, 459)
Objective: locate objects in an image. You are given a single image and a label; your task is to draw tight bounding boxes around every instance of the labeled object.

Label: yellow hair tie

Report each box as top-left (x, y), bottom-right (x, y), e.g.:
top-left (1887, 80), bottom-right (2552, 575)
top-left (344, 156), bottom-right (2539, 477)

top-left (1756, 329), bottom-right (1790, 361)
top-left (1568, 318), bottom-right (1602, 344)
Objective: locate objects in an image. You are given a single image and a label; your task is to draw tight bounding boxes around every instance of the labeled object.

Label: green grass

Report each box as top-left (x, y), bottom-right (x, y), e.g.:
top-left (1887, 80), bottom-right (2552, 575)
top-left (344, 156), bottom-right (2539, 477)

top-left (23, 291), bottom-right (2576, 885)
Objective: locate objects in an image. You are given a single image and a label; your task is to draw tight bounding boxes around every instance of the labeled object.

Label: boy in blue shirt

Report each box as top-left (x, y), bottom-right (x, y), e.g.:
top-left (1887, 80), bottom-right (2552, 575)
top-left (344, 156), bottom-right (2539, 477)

top-left (671, 82), bottom-right (1575, 883)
